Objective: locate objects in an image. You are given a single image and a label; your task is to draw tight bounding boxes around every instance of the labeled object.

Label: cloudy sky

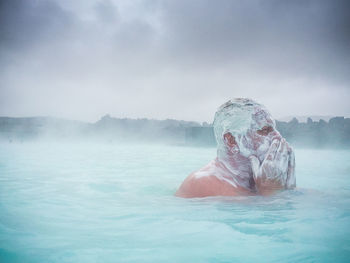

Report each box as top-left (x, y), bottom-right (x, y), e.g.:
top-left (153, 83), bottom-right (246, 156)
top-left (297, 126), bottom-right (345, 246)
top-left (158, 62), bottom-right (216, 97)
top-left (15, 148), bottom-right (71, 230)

top-left (0, 0), bottom-right (349, 122)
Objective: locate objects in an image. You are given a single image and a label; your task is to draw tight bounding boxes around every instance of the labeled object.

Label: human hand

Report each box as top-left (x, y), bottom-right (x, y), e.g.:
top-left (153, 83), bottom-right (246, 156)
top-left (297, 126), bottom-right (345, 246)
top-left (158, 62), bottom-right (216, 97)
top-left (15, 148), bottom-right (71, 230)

top-left (249, 138), bottom-right (296, 195)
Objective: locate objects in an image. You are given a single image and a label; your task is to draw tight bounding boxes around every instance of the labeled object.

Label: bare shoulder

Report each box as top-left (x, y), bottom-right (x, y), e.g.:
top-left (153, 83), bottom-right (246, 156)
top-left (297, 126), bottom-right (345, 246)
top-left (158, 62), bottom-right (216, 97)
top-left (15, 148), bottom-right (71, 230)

top-left (175, 160), bottom-right (249, 198)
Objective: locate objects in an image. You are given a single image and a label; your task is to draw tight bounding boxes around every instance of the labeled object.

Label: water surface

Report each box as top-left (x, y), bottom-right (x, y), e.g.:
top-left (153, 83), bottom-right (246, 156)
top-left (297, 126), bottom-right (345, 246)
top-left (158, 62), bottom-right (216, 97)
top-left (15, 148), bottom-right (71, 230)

top-left (0, 143), bottom-right (349, 262)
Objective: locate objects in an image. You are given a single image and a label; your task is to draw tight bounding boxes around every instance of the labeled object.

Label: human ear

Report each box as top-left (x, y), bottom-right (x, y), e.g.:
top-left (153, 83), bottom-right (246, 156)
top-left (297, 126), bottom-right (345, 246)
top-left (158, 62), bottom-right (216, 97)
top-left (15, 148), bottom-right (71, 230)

top-left (223, 132), bottom-right (237, 147)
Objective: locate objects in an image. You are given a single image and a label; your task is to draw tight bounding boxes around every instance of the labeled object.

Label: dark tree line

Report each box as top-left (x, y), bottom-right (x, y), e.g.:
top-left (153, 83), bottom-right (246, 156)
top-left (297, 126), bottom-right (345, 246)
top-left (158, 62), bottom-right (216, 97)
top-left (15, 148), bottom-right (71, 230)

top-left (1, 116), bottom-right (349, 148)
top-left (185, 117), bottom-right (350, 148)
top-left (276, 117), bottom-right (350, 148)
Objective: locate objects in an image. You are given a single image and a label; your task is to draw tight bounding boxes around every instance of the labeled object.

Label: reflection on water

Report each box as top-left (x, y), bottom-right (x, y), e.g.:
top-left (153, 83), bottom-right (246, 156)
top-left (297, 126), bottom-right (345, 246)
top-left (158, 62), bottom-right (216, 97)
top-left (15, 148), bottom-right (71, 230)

top-left (0, 143), bottom-right (349, 262)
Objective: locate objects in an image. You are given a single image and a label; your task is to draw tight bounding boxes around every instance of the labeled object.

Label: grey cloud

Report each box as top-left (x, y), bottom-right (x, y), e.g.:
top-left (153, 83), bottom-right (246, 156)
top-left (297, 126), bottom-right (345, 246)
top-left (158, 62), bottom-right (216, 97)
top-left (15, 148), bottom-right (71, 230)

top-left (0, 0), bottom-right (74, 53)
top-left (0, 0), bottom-right (349, 122)
top-left (158, 0), bottom-right (350, 83)
top-left (94, 0), bottom-right (119, 24)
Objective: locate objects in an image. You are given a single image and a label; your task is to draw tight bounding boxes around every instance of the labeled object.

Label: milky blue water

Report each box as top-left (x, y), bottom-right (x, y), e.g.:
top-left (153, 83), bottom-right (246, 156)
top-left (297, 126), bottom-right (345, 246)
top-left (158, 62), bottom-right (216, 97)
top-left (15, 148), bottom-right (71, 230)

top-left (0, 143), bottom-right (349, 263)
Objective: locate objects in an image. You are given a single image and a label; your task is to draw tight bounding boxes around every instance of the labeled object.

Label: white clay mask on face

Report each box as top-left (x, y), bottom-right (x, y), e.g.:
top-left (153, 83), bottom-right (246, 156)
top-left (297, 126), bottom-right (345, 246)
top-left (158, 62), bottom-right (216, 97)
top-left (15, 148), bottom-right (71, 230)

top-left (213, 98), bottom-right (276, 160)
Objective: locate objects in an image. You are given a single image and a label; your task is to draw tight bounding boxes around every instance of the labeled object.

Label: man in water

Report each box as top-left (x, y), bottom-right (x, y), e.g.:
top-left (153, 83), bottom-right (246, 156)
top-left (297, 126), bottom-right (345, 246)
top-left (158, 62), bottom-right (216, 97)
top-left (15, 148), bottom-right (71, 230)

top-left (176, 98), bottom-right (296, 198)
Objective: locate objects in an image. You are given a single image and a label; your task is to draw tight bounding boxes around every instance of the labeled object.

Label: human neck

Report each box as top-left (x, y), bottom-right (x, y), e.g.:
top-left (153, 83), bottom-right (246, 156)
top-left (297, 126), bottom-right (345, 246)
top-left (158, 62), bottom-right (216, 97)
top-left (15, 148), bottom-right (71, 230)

top-left (216, 149), bottom-right (253, 189)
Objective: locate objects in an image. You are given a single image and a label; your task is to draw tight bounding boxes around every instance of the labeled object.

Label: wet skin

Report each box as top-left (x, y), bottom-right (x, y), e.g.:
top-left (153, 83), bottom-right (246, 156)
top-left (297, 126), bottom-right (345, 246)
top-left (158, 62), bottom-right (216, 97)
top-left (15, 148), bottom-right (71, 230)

top-left (175, 126), bottom-right (295, 198)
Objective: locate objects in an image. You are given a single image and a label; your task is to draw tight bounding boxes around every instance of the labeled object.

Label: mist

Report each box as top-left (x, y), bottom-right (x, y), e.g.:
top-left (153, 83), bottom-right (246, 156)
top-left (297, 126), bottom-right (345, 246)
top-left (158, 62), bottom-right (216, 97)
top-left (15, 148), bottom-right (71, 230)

top-left (1, 114), bottom-right (349, 150)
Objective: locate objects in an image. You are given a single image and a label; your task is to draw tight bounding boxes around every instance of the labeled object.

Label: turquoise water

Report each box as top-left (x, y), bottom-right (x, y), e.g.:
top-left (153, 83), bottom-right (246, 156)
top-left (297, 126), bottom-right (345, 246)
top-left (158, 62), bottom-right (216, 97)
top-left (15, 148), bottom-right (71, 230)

top-left (0, 143), bottom-right (349, 263)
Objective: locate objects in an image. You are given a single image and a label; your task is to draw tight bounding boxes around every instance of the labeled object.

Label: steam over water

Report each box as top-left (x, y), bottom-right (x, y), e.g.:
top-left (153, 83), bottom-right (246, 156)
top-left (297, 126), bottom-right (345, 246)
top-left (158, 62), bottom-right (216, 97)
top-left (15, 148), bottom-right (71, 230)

top-left (0, 143), bottom-right (349, 262)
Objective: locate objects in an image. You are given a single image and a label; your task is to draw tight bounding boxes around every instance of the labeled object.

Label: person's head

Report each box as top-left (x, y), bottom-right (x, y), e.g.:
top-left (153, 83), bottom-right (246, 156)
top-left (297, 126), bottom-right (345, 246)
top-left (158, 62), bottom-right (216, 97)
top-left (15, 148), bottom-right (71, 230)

top-left (214, 98), bottom-right (281, 161)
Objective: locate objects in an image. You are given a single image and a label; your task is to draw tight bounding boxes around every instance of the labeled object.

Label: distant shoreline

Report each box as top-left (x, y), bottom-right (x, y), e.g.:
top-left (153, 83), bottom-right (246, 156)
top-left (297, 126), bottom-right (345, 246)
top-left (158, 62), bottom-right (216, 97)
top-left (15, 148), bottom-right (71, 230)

top-left (1, 115), bottom-right (349, 149)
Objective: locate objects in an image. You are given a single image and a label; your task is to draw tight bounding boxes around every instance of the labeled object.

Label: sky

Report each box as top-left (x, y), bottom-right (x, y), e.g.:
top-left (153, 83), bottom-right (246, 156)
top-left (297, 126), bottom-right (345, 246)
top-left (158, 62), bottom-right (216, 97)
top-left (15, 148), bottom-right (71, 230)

top-left (0, 0), bottom-right (349, 123)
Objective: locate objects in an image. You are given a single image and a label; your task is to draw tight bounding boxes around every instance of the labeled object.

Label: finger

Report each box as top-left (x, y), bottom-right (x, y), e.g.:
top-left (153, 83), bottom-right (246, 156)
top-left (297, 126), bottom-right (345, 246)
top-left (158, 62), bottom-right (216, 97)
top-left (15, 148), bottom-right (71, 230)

top-left (281, 140), bottom-right (292, 184)
top-left (264, 139), bottom-right (279, 162)
top-left (286, 141), bottom-right (292, 154)
top-left (249, 155), bottom-right (260, 180)
top-left (277, 138), bottom-right (286, 154)
top-left (286, 149), bottom-right (296, 188)
top-left (276, 139), bottom-right (289, 168)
